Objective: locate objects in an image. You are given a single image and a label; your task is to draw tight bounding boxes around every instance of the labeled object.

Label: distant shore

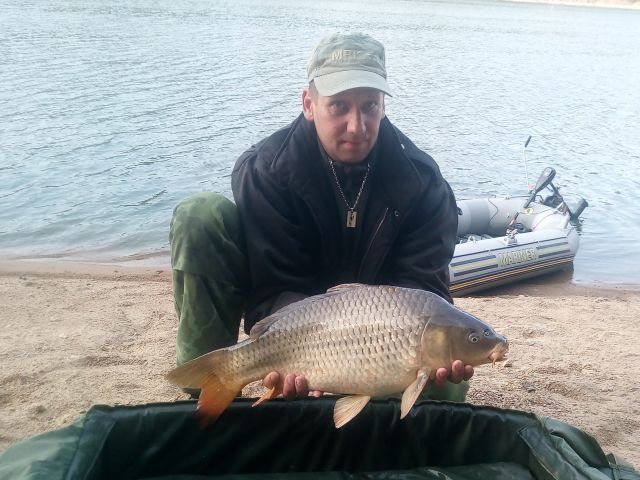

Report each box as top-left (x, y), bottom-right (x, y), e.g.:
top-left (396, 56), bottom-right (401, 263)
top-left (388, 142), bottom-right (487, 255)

top-left (0, 259), bottom-right (639, 469)
top-left (505, 0), bottom-right (640, 9)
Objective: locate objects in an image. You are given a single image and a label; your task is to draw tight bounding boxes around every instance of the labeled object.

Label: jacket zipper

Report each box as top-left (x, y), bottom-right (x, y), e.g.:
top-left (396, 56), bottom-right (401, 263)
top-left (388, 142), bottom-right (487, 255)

top-left (358, 207), bottom-right (389, 279)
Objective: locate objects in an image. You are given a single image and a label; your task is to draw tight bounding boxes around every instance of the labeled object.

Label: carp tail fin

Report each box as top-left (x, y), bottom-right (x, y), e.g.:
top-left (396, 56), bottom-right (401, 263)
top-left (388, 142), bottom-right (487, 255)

top-left (196, 371), bottom-right (243, 426)
top-left (167, 349), bottom-right (243, 425)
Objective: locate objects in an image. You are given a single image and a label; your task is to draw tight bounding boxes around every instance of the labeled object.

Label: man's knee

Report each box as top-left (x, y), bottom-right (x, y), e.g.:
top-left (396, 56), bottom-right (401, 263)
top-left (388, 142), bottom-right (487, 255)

top-left (170, 192), bottom-right (245, 276)
top-left (171, 192), bottom-right (235, 238)
top-left (170, 193), bottom-right (239, 251)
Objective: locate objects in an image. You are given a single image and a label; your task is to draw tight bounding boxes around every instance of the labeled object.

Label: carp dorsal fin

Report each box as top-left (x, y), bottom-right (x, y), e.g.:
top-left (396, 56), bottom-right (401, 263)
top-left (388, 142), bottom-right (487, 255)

top-left (249, 313), bottom-right (282, 340)
top-left (326, 283), bottom-right (367, 293)
top-left (333, 394), bottom-right (371, 428)
top-left (249, 296), bottom-right (312, 339)
top-left (250, 287), bottom-right (358, 340)
top-left (400, 369), bottom-right (430, 419)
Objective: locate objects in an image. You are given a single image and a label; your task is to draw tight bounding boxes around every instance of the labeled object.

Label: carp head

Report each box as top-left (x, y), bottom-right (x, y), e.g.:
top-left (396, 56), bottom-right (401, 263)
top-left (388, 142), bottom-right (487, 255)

top-left (420, 294), bottom-right (509, 369)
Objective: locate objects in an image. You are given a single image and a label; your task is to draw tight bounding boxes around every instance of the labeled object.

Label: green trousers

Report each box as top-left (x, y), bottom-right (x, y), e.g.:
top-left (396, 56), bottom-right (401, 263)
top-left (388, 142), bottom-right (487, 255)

top-left (169, 192), bottom-right (468, 401)
top-left (170, 192), bottom-right (249, 366)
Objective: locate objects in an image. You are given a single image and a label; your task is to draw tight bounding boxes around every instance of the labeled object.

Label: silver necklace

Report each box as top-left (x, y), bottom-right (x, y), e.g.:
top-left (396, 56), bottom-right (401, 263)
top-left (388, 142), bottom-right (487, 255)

top-left (328, 159), bottom-right (371, 228)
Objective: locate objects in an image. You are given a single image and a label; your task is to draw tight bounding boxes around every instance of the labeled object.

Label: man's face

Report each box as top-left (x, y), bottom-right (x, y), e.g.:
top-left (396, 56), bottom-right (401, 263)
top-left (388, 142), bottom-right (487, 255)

top-left (302, 87), bottom-right (385, 164)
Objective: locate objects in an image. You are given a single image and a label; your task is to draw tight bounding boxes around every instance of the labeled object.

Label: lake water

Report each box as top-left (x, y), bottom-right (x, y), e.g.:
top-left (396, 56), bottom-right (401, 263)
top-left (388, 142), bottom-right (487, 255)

top-left (1, 0), bottom-right (639, 286)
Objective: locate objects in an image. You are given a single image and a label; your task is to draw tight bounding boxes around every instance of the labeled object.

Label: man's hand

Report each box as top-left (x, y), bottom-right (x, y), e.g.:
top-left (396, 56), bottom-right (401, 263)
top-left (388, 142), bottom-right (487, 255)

top-left (432, 360), bottom-right (474, 387)
top-left (262, 362), bottom-right (472, 400)
top-left (262, 371), bottom-right (323, 400)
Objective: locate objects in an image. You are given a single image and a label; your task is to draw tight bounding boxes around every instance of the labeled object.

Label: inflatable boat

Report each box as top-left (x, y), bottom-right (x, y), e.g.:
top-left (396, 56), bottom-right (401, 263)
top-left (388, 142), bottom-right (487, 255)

top-left (450, 166), bottom-right (588, 296)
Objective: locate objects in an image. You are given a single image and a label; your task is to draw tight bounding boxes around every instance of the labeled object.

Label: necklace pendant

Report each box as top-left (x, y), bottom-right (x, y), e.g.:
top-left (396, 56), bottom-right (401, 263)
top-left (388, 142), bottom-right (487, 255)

top-left (346, 210), bottom-right (357, 228)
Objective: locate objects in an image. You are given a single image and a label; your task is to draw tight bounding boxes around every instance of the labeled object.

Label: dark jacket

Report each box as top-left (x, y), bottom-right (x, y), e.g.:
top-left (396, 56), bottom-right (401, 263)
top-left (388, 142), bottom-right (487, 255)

top-left (231, 114), bottom-right (458, 331)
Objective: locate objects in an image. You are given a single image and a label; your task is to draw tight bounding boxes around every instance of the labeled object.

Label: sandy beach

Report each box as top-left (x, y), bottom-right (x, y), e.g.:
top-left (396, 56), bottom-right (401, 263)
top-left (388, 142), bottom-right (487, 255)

top-left (0, 260), bottom-right (638, 470)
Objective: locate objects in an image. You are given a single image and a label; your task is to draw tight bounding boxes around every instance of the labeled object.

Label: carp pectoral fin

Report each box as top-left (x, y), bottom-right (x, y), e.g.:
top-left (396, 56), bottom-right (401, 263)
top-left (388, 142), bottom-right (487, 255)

top-left (252, 381), bottom-right (283, 407)
top-left (196, 373), bottom-right (240, 426)
top-left (400, 370), bottom-right (429, 419)
top-left (333, 395), bottom-right (371, 428)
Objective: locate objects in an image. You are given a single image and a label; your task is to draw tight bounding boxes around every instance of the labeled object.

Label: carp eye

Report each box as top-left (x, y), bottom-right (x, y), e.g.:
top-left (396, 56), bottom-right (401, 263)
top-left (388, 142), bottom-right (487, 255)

top-left (468, 333), bottom-right (480, 343)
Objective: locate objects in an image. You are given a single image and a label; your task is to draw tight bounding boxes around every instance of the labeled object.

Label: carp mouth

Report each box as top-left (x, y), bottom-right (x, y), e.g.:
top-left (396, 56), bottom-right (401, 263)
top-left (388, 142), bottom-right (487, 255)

top-left (489, 341), bottom-right (509, 366)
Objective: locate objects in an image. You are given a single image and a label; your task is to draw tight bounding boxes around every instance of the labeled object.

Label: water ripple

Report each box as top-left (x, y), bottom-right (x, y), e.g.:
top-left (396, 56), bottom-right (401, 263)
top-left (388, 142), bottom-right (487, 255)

top-left (1, 0), bottom-right (639, 283)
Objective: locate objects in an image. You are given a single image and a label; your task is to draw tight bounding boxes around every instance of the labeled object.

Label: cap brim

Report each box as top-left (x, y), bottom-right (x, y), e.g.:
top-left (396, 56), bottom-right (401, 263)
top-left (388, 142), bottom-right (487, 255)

top-left (313, 70), bottom-right (393, 97)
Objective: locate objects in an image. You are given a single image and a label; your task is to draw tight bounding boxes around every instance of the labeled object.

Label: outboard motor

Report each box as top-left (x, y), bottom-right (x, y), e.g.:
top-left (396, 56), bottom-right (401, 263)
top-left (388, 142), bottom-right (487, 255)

top-left (523, 167), bottom-right (556, 209)
top-left (507, 167), bottom-right (558, 239)
top-left (568, 198), bottom-right (589, 220)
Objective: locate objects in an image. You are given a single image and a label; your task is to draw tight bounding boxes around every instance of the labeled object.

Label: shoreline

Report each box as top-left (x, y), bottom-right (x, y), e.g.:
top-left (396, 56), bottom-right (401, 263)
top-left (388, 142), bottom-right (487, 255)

top-left (504, 0), bottom-right (640, 9)
top-left (1, 258), bottom-right (638, 295)
top-left (0, 259), bottom-right (172, 282)
top-left (1, 260), bottom-right (639, 469)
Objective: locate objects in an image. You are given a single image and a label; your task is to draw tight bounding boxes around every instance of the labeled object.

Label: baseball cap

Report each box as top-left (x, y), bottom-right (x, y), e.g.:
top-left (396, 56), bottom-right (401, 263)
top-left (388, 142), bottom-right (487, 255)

top-left (307, 33), bottom-right (393, 97)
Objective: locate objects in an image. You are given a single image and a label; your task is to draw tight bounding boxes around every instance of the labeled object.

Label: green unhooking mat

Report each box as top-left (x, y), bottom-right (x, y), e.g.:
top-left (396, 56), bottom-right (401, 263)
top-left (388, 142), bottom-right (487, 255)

top-left (0, 398), bottom-right (637, 480)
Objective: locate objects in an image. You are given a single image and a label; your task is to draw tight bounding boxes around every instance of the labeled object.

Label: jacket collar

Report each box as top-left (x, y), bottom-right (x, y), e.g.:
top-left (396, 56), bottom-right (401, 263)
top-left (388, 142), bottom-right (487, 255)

top-left (272, 114), bottom-right (425, 217)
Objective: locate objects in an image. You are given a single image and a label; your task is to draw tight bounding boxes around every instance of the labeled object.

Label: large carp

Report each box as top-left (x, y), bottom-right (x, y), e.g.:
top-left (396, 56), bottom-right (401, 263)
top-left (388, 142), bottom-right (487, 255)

top-left (167, 284), bottom-right (508, 428)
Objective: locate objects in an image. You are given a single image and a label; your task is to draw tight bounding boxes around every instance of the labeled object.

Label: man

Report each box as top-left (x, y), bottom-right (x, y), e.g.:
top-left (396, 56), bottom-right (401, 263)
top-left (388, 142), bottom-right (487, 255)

top-left (170, 32), bottom-right (472, 401)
